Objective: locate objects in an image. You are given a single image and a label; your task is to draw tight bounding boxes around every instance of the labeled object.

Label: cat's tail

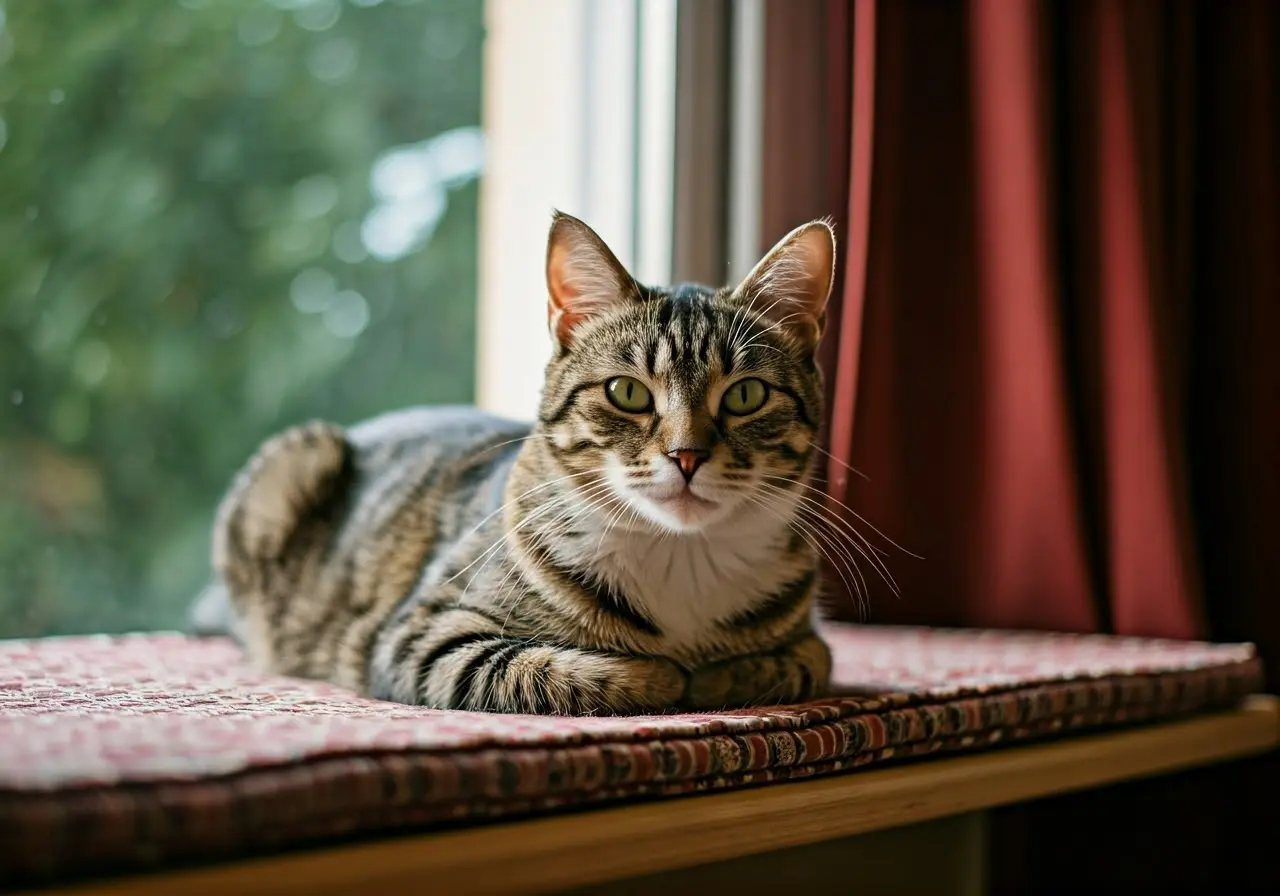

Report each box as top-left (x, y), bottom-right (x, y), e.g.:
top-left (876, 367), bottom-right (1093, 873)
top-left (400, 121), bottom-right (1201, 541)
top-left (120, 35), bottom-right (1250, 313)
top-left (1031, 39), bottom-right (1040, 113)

top-left (211, 421), bottom-right (354, 595)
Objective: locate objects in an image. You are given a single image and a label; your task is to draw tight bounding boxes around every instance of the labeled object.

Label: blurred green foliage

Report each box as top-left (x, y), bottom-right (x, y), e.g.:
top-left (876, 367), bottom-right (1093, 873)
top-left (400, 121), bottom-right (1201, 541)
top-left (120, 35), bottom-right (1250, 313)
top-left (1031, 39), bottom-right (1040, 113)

top-left (0, 0), bottom-right (485, 637)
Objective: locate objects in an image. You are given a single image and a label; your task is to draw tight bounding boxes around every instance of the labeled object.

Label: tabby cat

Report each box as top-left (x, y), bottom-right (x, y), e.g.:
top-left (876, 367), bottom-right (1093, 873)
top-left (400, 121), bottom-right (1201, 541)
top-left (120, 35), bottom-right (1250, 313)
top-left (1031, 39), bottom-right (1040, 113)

top-left (193, 212), bottom-right (841, 715)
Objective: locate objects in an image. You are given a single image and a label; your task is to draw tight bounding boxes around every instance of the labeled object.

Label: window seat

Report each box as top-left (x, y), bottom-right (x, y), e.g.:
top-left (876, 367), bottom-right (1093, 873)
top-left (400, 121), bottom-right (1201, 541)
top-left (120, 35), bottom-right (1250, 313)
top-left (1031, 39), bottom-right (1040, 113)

top-left (1, 625), bottom-right (1273, 893)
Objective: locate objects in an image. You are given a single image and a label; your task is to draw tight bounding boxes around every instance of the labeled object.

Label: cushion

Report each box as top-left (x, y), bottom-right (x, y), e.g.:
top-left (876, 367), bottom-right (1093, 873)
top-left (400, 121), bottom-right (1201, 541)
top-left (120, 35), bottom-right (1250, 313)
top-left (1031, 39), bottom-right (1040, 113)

top-left (0, 625), bottom-right (1263, 886)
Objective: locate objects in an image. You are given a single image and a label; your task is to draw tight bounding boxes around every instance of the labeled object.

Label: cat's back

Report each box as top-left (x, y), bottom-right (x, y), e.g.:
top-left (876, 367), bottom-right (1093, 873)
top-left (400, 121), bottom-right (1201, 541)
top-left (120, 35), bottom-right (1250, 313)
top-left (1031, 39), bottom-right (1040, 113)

top-left (348, 404), bottom-right (529, 459)
top-left (203, 404), bottom-right (530, 680)
top-left (214, 403), bottom-right (527, 577)
top-left (343, 404), bottom-right (530, 534)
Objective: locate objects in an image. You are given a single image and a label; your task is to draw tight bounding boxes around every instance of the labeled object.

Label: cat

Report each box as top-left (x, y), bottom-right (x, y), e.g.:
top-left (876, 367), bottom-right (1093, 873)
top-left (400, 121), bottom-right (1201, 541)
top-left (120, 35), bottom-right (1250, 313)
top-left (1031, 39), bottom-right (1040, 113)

top-left (192, 211), bottom-right (839, 715)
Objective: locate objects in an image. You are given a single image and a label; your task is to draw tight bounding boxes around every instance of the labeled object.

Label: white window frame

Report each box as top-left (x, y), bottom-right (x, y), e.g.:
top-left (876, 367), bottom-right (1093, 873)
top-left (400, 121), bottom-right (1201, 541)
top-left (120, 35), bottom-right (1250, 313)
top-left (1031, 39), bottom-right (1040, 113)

top-left (727, 0), bottom-right (765, 283)
top-left (476, 0), bottom-right (678, 421)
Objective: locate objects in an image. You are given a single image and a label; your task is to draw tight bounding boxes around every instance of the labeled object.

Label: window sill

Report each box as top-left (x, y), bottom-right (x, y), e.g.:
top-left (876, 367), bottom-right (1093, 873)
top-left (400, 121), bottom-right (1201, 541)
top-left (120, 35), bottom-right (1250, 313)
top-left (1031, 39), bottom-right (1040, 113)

top-left (39, 695), bottom-right (1278, 896)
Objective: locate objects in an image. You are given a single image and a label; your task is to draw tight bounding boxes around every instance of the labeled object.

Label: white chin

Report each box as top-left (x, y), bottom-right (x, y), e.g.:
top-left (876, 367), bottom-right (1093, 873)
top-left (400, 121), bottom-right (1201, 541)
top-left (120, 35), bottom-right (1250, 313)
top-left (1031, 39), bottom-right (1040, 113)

top-left (637, 491), bottom-right (726, 532)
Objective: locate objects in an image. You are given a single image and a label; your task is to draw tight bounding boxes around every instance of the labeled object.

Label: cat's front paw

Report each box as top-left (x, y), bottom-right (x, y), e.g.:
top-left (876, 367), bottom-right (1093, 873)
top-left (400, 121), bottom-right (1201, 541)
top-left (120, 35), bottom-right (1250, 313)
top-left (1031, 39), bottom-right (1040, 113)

top-left (684, 656), bottom-right (786, 709)
top-left (684, 662), bottom-right (746, 709)
top-left (682, 636), bottom-right (832, 710)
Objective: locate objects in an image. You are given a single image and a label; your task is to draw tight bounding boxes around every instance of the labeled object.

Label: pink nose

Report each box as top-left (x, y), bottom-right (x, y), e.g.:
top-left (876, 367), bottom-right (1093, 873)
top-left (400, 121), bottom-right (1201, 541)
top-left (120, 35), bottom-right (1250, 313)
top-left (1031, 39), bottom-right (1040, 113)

top-left (667, 448), bottom-right (709, 482)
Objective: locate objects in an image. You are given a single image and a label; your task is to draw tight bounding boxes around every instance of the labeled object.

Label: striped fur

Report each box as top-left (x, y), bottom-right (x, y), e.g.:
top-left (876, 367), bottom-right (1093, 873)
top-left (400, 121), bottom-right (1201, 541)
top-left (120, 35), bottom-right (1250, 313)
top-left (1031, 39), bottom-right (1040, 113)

top-left (200, 214), bottom-right (838, 714)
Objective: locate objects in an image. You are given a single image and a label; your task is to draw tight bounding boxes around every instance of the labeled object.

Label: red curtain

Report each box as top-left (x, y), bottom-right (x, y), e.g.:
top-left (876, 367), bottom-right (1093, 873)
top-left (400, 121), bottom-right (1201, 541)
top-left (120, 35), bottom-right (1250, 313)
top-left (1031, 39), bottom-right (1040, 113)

top-left (817, 0), bottom-right (1278, 890)
top-left (825, 0), bottom-right (1277, 658)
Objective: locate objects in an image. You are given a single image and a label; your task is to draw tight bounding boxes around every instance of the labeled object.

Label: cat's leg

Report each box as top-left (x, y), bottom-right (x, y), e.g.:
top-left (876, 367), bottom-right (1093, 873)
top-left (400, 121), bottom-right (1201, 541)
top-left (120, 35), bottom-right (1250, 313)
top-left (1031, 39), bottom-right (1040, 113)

top-left (683, 633), bottom-right (832, 710)
top-left (384, 608), bottom-right (688, 714)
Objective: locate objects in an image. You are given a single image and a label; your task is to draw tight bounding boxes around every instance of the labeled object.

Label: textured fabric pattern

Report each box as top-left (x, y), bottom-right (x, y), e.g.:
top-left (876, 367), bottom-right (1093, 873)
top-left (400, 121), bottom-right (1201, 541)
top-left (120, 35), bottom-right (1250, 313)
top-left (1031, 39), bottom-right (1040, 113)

top-left (0, 625), bottom-right (1262, 885)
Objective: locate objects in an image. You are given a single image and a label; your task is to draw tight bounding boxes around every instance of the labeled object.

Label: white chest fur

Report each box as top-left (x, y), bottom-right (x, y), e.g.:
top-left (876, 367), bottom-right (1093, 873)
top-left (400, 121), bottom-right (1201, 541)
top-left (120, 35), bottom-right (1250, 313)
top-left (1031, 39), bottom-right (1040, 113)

top-left (560, 506), bottom-right (795, 650)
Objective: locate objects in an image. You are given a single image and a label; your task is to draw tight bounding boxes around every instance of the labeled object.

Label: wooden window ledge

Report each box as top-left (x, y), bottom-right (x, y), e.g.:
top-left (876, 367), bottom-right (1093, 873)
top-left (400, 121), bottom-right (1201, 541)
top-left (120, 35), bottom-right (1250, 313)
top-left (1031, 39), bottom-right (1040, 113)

top-left (39, 695), bottom-right (1278, 896)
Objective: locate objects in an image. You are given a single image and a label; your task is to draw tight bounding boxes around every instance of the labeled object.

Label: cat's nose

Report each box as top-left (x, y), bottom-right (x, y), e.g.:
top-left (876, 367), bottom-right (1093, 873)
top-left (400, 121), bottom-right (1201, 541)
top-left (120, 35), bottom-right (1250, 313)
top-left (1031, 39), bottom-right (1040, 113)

top-left (666, 448), bottom-right (710, 482)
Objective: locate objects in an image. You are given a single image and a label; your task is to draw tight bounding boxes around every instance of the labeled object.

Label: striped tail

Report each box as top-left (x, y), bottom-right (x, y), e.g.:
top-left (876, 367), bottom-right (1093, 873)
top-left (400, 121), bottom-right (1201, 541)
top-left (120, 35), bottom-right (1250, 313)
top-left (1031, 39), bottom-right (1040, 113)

top-left (212, 420), bottom-right (353, 595)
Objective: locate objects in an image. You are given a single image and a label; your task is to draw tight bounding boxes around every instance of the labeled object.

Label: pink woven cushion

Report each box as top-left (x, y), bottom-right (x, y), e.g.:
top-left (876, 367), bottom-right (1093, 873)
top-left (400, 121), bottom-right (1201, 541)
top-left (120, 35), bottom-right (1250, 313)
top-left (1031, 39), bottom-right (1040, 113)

top-left (0, 624), bottom-right (1263, 885)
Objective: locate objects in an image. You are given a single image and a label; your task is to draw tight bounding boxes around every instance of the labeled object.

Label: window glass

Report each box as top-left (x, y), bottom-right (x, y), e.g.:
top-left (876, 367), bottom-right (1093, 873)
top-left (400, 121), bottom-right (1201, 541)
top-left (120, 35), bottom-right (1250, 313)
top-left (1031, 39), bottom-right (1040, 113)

top-left (0, 0), bottom-right (484, 637)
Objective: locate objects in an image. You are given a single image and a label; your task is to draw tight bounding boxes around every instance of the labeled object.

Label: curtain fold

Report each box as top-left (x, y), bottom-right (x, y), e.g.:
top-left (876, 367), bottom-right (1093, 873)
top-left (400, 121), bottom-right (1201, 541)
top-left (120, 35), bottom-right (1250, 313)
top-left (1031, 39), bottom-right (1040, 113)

top-left (817, 1), bottom-right (1278, 888)
top-left (968, 0), bottom-right (1100, 632)
top-left (825, 0), bottom-right (875, 499)
top-left (824, 0), bottom-right (1277, 650)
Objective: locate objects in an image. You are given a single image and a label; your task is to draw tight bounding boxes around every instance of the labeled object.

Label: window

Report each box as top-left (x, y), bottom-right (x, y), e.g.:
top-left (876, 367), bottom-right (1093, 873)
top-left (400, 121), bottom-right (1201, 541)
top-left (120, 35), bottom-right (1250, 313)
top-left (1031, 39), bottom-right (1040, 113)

top-left (0, 0), bottom-right (485, 637)
top-left (0, 0), bottom-right (756, 639)
top-left (477, 0), bottom-right (680, 419)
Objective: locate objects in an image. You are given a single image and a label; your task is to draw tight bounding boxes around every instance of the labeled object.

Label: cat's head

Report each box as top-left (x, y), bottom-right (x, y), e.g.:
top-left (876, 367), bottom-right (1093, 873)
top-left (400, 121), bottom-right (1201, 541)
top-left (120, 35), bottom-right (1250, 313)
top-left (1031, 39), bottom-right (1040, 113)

top-left (536, 212), bottom-right (835, 534)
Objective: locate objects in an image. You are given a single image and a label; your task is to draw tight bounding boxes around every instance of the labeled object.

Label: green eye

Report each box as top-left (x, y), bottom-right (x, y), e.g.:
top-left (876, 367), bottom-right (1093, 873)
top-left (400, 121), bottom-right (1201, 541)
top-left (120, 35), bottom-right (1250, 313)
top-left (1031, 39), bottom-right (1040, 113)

top-left (722, 378), bottom-right (769, 416)
top-left (605, 376), bottom-right (653, 413)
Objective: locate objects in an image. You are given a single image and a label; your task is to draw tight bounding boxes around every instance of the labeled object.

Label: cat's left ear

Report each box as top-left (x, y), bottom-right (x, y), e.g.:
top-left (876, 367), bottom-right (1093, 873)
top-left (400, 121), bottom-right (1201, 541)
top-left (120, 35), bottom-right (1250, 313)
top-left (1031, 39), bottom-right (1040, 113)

top-left (545, 211), bottom-right (640, 348)
top-left (730, 219), bottom-right (837, 353)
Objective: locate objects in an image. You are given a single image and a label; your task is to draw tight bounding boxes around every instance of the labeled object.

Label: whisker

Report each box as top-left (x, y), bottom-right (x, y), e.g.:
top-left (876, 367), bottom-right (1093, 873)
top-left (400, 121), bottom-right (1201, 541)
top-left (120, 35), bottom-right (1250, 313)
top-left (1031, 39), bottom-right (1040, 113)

top-left (727, 283), bottom-right (804, 360)
top-left (731, 301), bottom-right (804, 359)
top-left (806, 441), bottom-right (871, 482)
top-left (734, 342), bottom-right (790, 359)
top-left (595, 490), bottom-right (635, 553)
top-left (757, 479), bottom-right (901, 594)
top-left (791, 509), bottom-right (869, 615)
top-left (494, 482), bottom-right (620, 633)
top-left (742, 493), bottom-right (867, 620)
top-left (758, 477), bottom-right (892, 567)
top-left (773, 494), bottom-right (872, 609)
top-left (441, 465), bottom-right (611, 586)
top-left (456, 477), bottom-right (616, 603)
top-left (735, 292), bottom-right (792, 343)
top-left (786, 501), bottom-right (876, 611)
top-left (471, 431), bottom-right (549, 459)
top-left (457, 492), bottom-right (578, 606)
top-left (484, 483), bottom-right (619, 627)
top-left (755, 479), bottom-right (899, 594)
top-left (744, 309), bottom-right (806, 341)
top-left (725, 286), bottom-right (769, 354)
top-left (763, 474), bottom-right (923, 559)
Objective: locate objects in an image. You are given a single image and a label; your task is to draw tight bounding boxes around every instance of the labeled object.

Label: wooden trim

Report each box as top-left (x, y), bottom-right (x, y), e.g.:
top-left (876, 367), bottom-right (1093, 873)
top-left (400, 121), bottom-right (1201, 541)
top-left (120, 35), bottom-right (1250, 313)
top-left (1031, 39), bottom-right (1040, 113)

top-left (671, 0), bottom-right (732, 284)
top-left (572, 813), bottom-right (988, 895)
top-left (477, 0), bottom-right (664, 419)
top-left (727, 0), bottom-right (765, 283)
top-left (476, 0), bottom-right (589, 419)
top-left (633, 0), bottom-right (678, 286)
top-left (45, 696), bottom-right (1279, 896)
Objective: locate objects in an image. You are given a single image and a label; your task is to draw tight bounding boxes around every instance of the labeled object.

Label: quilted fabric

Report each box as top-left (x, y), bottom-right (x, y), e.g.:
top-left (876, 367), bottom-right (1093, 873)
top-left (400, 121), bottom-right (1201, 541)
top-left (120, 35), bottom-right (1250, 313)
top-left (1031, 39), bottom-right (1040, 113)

top-left (0, 625), bottom-right (1263, 886)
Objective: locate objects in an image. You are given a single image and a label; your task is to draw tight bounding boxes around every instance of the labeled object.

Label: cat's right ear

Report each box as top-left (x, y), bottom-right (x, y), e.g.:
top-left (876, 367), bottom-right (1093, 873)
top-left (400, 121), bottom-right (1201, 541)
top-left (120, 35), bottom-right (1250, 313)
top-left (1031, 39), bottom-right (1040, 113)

top-left (545, 211), bottom-right (639, 348)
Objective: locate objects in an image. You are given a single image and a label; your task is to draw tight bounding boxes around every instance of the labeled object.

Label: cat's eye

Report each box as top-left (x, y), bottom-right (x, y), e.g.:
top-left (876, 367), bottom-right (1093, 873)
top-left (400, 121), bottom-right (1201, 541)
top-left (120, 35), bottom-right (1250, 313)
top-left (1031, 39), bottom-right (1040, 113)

top-left (722, 378), bottom-right (769, 416)
top-left (605, 376), bottom-right (653, 413)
